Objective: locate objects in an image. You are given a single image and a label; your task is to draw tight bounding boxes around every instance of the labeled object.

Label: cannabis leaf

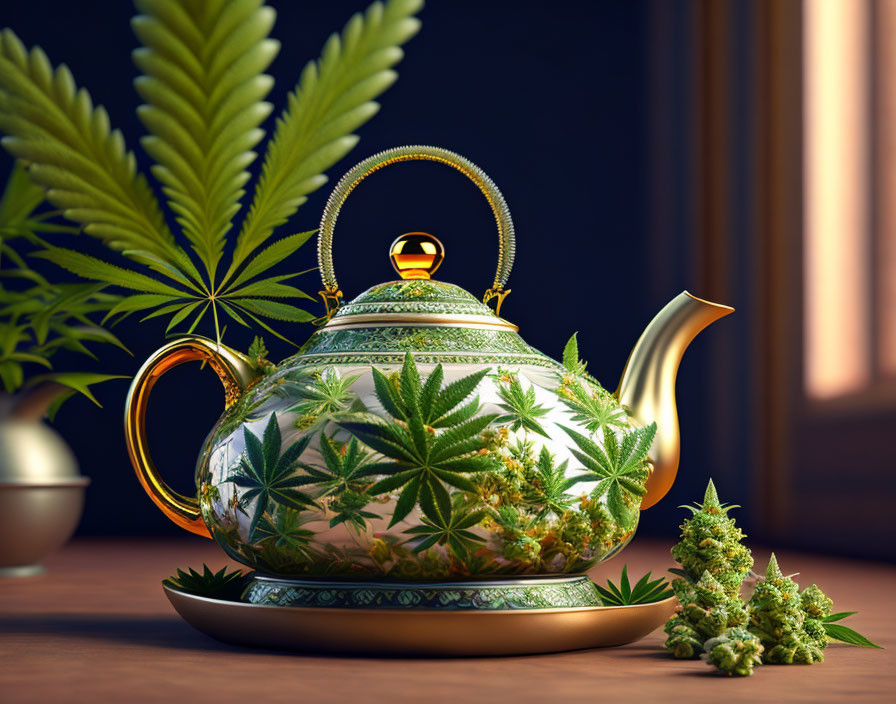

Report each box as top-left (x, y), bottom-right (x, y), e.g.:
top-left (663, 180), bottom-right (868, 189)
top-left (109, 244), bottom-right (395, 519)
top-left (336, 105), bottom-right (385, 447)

top-left (404, 500), bottom-right (486, 559)
top-left (494, 373), bottom-right (550, 437)
top-left (521, 446), bottom-right (574, 517)
top-left (228, 412), bottom-right (316, 540)
top-left (225, 0), bottom-right (423, 281)
top-left (253, 506), bottom-right (317, 560)
top-left (0, 0), bottom-right (422, 342)
top-left (294, 434), bottom-right (380, 532)
top-left (595, 565), bottom-right (673, 606)
top-left (561, 422), bottom-right (657, 527)
top-left (0, 163), bottom-right (127, 414)
top-left (339, 352), bottom-right (497, 527)
top-left (821, 613), bottom-right (883, 649)
top-left (558, 376), bottom-right (627, 436)
top-left (562, 332), bottom-right (587, 375)
top-left (287, 368), bottom-right (360, 420)
top-left (163, 564), bottom-right (246, 600)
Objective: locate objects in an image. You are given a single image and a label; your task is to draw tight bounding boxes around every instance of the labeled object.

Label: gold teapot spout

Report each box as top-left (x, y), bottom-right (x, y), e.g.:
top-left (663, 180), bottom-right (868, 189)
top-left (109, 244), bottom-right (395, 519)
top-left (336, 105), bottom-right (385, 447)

top-left (615, 292), bottom-right (734, 510)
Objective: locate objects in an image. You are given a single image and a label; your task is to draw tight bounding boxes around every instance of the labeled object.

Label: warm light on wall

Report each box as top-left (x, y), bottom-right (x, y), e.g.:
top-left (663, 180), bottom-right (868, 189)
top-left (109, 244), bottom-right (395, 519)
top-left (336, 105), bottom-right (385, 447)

top-left (803, 0), bottom-right (871, 398)
top-left (879, 1), bottom-right (896, 375)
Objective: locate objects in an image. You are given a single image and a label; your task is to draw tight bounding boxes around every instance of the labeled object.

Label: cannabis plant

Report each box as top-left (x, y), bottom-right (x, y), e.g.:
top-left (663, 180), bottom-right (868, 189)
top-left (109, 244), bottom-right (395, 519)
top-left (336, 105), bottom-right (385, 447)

top-left (0, 163), bottom-right (126, 418)
top-left (0, 0), bottom-right (422, 343)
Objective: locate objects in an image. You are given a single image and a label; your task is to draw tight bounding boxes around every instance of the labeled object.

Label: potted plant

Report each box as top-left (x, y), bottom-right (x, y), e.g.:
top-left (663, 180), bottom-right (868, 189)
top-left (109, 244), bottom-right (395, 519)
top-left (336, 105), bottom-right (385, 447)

top-left (0, 163), bottom-right (127, 576)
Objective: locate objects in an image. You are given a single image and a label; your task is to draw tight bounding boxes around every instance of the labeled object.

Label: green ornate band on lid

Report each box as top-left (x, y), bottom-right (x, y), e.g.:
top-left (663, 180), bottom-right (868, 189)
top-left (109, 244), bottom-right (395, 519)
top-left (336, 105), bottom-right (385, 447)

top-left (243, 575), bottom-right (603, 610)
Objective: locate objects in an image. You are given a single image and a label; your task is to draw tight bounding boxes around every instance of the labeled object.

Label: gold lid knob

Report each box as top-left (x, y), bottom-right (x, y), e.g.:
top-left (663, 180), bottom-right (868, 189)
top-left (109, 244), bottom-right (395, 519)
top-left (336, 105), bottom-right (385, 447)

top-left (390, 232), bottom-right (445, 280)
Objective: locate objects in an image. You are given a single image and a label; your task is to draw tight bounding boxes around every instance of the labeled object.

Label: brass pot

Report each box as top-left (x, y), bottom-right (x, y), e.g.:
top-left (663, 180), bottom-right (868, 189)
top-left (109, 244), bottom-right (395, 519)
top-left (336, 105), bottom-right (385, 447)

top-left (0, 419), bottom-right (89, 576)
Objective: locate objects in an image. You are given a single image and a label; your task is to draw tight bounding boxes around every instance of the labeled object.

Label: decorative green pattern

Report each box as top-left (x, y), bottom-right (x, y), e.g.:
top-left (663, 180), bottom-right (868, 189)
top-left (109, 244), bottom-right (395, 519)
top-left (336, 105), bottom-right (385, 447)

top-left (295, 352), bottom-right (561, 369)
top-left (243, 575), bottom-right (603, 610)
top-left (301, 326), bottom-right (538, 356)
top-left (200, 343), bottom-right (649, 580)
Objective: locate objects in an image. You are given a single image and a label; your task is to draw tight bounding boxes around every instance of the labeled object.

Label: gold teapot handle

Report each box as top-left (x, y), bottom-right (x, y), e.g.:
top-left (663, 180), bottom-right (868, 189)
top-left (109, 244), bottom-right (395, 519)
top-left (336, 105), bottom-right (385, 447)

top-left (317, 145), bottom-right (516, 316)
top-left (123, 336), bottom-right (258, 538)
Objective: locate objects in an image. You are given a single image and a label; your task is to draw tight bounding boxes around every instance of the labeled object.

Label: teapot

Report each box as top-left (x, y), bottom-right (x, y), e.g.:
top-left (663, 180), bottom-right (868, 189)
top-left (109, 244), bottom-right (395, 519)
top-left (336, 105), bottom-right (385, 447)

top-left (125, 145), bottom-right (732, 583)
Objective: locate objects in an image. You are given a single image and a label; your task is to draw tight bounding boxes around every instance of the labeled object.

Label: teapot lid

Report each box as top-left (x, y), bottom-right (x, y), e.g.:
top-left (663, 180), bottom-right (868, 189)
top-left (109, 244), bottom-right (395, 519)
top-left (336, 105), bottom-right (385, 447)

top-left (295, 146), bottom-right (559, 370)
top-left (325, 232), bottom-right (515, 332)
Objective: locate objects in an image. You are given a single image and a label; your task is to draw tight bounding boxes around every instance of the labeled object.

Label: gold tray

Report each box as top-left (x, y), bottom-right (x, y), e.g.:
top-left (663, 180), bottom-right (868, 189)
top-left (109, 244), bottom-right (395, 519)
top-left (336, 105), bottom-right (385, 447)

top-left (164, 585), bottom-right (676, 656)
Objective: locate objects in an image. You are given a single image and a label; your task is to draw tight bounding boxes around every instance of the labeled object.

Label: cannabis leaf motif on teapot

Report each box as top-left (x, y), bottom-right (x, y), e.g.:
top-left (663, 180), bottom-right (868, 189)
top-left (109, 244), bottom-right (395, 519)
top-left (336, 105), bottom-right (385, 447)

top-left (561, 422), bottom-right (657, 528)
top-left (294, 435), bottom-right (381, 533)
top-left (227, 413), bottom-right (317, 540)
top-left (339, 353), bottom-right (498, 527)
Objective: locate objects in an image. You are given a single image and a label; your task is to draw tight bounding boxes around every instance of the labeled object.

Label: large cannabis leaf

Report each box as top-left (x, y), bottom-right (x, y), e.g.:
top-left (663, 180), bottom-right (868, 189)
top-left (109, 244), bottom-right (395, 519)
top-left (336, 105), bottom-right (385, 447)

top-left (0, 0), bottom-right (422, 342)
top-left (339, 353), bottom-right (497, 527)
top-left (228, 412), bottom-right (316, 540)
top-left (561, 422), bottom-right (657, 527)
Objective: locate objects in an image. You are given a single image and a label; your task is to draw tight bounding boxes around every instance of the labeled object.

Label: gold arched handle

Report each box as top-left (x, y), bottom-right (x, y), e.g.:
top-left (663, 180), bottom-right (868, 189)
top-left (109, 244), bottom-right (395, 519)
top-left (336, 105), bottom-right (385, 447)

top-left (123, 336), bottom-right (258, 537)
top-left (317, 145), bottom-right (516, 310)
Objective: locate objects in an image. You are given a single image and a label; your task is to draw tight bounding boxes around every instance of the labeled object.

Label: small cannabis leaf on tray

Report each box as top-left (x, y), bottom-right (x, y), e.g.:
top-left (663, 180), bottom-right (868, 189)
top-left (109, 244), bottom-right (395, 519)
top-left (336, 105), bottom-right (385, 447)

top-left (163, 564), bottom-right (247, 601)
top-left (0, 0), bottom-right (423, 343)
top-left (595, 565), bottom-right (674, 606)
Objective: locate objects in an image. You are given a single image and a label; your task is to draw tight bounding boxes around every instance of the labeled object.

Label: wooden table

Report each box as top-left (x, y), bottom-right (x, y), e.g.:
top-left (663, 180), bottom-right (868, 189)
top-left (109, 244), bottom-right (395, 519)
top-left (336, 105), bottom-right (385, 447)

top-left (1, 539), bottom-right (893, 703)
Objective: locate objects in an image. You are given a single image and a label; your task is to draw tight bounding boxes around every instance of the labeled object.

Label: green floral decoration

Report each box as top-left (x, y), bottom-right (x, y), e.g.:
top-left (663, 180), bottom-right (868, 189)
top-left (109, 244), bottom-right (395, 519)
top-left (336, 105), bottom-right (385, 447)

top-left (664, 570), bottom-right (748, 659)
top-left (748, 554), bottom-right (825, 664)
top-left (0, 0), bottom-right (422, 343)
top-left (669, 479), bottom-right (752, 597)
top-left (704, 627), bottom-right (764, 677)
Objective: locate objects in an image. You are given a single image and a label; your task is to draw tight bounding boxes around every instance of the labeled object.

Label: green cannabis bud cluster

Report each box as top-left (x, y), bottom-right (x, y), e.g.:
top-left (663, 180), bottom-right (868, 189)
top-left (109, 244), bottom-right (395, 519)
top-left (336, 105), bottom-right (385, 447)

top-left (670, 479), bottom-right (753, 597)
top-left (703, 627), bottom-right (764, 677)
top-left (664, 570), bottom-right (748, 658)
top-left (748, 554), bottom-right (828, 664)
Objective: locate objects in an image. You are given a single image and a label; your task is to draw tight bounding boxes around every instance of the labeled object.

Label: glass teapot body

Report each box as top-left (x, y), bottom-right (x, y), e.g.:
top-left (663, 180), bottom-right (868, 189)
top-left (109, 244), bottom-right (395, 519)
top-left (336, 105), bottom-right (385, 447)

top-left (194, 279), bottom-right (648, 579)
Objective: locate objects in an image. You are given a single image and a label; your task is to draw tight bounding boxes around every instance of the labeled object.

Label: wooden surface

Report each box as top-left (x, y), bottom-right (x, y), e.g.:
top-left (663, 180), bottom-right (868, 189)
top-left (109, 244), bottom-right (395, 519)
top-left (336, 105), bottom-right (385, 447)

top-left (1, 539), bottom-right (893, 704)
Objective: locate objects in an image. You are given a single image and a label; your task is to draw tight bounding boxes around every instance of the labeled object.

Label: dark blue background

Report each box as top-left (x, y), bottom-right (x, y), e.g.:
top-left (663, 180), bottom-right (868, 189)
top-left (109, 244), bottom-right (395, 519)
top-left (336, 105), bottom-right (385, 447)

top-left (0, 2), bottom-right (736, 541)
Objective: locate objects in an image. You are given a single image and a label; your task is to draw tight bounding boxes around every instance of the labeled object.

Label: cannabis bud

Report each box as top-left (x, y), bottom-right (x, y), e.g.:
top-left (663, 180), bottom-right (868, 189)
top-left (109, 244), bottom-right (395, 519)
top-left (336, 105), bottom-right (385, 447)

top-left (664, 570), bottom-right (748, 659)
top-left (670, 479), bottom-right (753, 597)
top-left (704, 627), bottom-right (764, 677)
top-left (748, 554), bottom-right (826, 664)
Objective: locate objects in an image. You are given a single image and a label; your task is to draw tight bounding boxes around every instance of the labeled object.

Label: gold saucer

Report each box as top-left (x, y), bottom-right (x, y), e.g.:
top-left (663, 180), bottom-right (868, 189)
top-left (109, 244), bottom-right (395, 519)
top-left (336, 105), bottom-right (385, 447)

top-left (164, 585), bottom-right (676, 656)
